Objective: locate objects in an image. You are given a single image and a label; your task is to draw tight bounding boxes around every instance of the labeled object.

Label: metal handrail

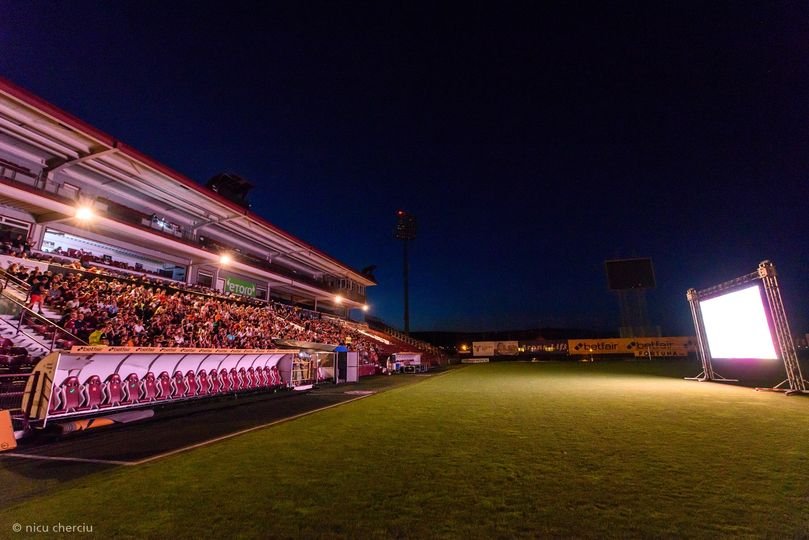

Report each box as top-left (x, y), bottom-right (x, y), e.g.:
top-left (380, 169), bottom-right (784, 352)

top-left (0, 293), bottom-right (86, 351)
top-left (0, 266), bottom-right (32, 299)
top-left (365, 316), bottom-right (445, 360)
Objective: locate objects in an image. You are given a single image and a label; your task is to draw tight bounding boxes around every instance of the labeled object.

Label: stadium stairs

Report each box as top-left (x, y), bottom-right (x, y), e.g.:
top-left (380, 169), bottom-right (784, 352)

top-left (321, 314), bottom-right (447, 367)
top-left (0, 271), bottom-right (62, 369)
top-left (364, 317), bottom-right (448, 367)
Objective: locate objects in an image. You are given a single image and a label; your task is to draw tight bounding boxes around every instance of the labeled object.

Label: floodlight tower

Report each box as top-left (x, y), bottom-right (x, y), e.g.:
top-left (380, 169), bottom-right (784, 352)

top-left (605, 258), bottom-right (659, 338)
top-left (394, 210), bottom-right (417, 334)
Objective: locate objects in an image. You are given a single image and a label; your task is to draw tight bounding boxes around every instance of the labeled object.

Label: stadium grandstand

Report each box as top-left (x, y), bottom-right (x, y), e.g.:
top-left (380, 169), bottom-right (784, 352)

top-left (0, 77), bottom-right (444, 435)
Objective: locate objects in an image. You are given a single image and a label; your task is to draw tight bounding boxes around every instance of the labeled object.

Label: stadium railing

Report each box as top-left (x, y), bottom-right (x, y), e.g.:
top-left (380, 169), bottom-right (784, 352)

top-left (366, 317), bottom-right (446, 361)
top-left (0, 266), bottom-right (32, 302)
top-left (0, 289), bottom-right (86, 353)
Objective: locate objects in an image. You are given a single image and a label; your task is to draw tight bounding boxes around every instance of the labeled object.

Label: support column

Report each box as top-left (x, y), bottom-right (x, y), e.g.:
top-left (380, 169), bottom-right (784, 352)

top-left (758, 261), bottom-right (808, 393)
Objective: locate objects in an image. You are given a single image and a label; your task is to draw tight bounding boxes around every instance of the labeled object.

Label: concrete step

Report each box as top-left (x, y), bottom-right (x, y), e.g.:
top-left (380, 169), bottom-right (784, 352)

top-left (0, 317), bottom-right (53, 357)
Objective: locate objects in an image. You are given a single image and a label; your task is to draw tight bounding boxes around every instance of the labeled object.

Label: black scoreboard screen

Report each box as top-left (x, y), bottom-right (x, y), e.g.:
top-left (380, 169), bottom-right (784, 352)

top-left (605, 258), bottom-right (655, 290)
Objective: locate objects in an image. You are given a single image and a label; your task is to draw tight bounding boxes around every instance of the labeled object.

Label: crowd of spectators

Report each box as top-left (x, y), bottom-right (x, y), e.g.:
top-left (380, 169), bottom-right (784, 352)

top-left (4, 261), bottom-right (382, 365)
top-left (0, 233), bottom-right (34, 258)
top-left (10, 245), bottom-right (274, 306)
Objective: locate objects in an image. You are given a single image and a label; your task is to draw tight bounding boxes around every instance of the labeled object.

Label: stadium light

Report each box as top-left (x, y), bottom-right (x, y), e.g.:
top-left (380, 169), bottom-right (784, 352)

top-left (75, 206), bottom-right (95, 221)
top-left (334, 294), bottom-right (343, 304)
top-left (362, 304), bottom-right (369, 312)
top-left (219, 253), bottom-right (232, 265)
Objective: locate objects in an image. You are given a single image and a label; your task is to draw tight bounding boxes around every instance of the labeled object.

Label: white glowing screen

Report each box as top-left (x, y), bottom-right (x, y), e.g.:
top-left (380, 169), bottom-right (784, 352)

top-left (699, 285), bottom-right (778, 359)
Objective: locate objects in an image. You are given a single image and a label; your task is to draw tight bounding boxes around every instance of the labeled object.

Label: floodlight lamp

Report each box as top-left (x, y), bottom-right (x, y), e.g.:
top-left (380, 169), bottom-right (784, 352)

top-left (334, 294), bottom-right (343, 304)
top-left (394, 210), bottom-right (417, 240)
top-left (362, 304), bottom-right (369, 312)
top-left (219, 253), bottom-right (232, 265)
top-left (75, 206), bottom-right (95, 221)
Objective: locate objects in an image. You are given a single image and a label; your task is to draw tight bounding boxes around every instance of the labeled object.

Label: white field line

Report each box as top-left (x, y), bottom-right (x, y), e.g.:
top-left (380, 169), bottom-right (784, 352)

top-left (0, 453), bottom-right (130, 465)
top-left (127, 392), bottom-right (376, 466)
top-left (2, 369), bottom-right (454, 467)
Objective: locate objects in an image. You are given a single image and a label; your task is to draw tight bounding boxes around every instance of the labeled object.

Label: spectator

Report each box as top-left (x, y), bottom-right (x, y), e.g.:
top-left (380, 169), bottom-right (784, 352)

top-left (10, 234), bottom-right (25, 255)
top-left (28, 276), bottom-right (47, 314)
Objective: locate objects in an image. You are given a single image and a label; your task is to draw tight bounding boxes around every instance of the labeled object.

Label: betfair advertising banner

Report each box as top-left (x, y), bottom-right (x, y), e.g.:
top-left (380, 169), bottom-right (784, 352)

top-left (567, 338), bottom-right (697, 356)
top-left (224, 276), bottom-right (257, 297)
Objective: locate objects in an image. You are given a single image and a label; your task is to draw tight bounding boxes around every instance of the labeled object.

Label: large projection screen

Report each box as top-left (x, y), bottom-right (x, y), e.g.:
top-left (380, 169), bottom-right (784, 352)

top-left (699, 285), bottom-right (778, 360)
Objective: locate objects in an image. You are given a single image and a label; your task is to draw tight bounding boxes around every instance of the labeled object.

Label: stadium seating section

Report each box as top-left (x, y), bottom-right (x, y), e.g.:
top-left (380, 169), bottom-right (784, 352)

top-left (0, 256), bottom-right (445, 419)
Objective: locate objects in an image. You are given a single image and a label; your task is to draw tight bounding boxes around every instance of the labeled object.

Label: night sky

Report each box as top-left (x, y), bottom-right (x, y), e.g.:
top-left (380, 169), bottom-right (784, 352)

top-left (2, 2), bottom-right (807, 334)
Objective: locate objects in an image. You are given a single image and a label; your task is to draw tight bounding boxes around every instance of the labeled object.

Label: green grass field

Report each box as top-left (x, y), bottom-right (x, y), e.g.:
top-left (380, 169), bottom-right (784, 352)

top-left (3, 361), bottom-right (809, 538)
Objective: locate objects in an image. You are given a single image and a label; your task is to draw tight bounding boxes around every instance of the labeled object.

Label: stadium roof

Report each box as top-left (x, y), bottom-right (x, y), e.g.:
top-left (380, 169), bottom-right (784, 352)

top-left (0, 77), bottom-right (375, 295)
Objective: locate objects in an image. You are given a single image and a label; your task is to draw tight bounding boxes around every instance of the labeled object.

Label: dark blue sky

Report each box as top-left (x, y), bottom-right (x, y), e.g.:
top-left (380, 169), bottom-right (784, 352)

top-left (2, 2), bottom-right (807, 334)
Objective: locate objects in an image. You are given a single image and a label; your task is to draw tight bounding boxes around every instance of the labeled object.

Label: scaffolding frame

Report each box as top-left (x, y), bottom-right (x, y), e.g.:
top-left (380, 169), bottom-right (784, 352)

top-left (686, 261), bottom-right (808, 394)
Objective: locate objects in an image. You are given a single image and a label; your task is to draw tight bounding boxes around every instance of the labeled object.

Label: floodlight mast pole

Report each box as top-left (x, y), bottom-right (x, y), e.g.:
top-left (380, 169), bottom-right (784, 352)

top-left (394, 211), bottom-right (417, 335)
top-left (403, 237), bottom-right (410, 334)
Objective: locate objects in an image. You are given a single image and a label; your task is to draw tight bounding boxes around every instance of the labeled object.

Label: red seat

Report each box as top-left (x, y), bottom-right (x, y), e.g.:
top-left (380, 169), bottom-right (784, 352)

top-left (263, 366), bottom-right (273, 387)
top-left (103, 374), bottom-right (123, 406)
top-left (267, 366), bottom-right (277, 387)
top-left (238, 367), bottom-right (248, 390)
top-left (255, 367), bottom-right (267, 388)
top-left (122, 373), bottom-right (140, 403)
top-left (8, 347), bottom-right (28, 363)
top-left (185, 370), bottom-right (198, 397)
top-left (171, 370), bottom-right (187, 398)
top-left (246, 367), bottom-right (258, 389)
top-left (197, 370), bottom-right (210, 395)
top-left (208, 368), bottom-right (221, 394)
top-left (82, 375), bottom-right (103, 409)
top-left (230, 368), bottom-right (241, 391)
top-left (57, 339), bottom-right (75, 350)
top-left (272, 366), bottom-right (283, 388)
top-left (220, 368), bottom-right (232, 392)
top-left (140, 372), bottom-right (158, 401)
top-left (156, 371), bottom-right (172, 400)
top-left (9, 346), bottom-right (27, 357)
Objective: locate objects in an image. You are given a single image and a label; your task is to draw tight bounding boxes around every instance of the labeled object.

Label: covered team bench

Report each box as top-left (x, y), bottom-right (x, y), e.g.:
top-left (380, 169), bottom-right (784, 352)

top-left (21, 345), bottom-right (329, 431)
